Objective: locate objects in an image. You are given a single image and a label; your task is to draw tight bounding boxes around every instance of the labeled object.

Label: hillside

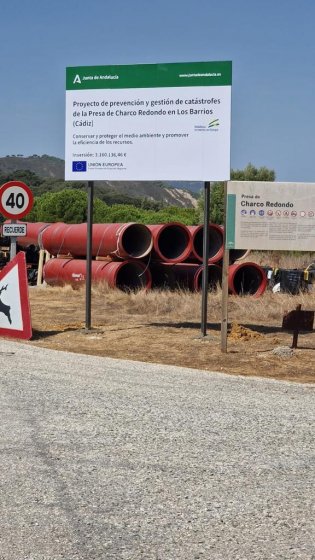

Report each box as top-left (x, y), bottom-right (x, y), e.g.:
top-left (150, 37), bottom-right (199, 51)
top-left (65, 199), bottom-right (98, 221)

top-left (167, 181), bottom-right (203, 194)
top-left (0, 154), bottom-right (64, 178)
top-left (0, 155), bottom-right (198, 208)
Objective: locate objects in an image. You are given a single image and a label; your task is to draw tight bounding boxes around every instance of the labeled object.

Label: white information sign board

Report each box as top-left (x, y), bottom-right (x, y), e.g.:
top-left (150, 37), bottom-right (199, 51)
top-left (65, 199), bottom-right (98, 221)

top-left (2, 223), bottom-right (27, 237)
top-left (65, 61), bottom-right (232, 181)
top-left (226, 181), bottom-right (315, 251)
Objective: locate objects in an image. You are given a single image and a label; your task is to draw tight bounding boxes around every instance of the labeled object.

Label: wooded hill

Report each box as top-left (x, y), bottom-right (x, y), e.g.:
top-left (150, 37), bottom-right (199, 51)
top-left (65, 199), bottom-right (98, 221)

top-left (0, 155), bottom-right (199, 209)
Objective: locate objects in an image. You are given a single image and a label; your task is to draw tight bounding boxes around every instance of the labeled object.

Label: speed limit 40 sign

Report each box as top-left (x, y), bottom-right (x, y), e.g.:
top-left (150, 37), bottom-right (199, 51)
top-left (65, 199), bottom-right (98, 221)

top-left (0, 181), bottom-right (34, 219)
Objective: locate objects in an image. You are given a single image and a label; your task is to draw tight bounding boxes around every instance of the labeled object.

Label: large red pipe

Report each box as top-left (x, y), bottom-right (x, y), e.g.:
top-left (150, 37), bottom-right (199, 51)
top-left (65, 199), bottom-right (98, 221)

top-left (228, 262), bottom-right (267, 296)
top-left (40, 222), bottom-right (153, 260)
top-left (147, 223), bottom-right (192, 263)
top-left (150, 262), bottom-right (222, 291)
top-left (187, 224), bottom-right (224, 263)
top-left (149, 263), bottom-right (176, 289)
top-left (8, 221), bottom-right (50, 248)
top-left (43, 258), bottom-right (152, 291)
top-left (229, 249), bottom-right (251, 264)
top-left (39, 222), bottom-right (68, 253)
top-left (172, 263), bottom-right (222, 291)
top-left (192, 264), bottom-right (222, 291)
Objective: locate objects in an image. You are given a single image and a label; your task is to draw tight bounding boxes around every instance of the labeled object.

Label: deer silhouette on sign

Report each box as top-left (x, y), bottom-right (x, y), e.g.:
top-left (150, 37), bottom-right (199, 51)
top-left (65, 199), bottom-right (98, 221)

top-left (0, 284), bottom-right (12, 325)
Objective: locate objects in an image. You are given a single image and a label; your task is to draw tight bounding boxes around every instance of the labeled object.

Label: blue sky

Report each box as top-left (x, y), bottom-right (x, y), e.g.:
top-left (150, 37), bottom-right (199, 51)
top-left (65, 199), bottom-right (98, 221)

top-left (1, 0), bottom-right (314, 181)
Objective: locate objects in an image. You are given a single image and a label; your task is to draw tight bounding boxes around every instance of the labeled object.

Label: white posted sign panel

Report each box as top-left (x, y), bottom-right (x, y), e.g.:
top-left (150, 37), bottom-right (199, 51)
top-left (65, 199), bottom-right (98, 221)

top-left (226, 181), bottom-right (315, 251)
top-left (2, 223), bottom-right (27, 237)
top-left (65, 61), bottom-right (232, 181)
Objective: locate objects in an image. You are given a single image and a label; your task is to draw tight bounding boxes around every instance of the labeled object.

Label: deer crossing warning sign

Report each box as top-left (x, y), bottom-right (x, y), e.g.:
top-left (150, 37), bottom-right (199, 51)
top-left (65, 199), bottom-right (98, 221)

top-left (0, 252), bottom-right (32, 340)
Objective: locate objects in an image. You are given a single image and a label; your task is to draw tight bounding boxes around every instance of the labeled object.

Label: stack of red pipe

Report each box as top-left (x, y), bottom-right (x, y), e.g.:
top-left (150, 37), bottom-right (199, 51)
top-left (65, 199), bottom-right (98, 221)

top-left (16, 221), bottom-right (266, 296)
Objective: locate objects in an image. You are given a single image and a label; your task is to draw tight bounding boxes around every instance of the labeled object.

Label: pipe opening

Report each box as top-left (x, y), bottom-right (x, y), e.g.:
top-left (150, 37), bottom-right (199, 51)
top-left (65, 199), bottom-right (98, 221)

top-left (116, 263), bottom-right (148, 291)
top-left (196, 265), bottom-right (222, 291)
top-left (232, 265), bottom-right (264, 295)
top-left (229, 249), bottom-right (249, 263)
top-left (192, 228), bottom-right (203, 259)
top-left (150, 266), bottom-right (176, 289)
top-left (121, 224), bottom-right (152, 258)
top-left (158, 226), bottom-right (190, 260)
top-left (193, 226), bottom-right (223, 260)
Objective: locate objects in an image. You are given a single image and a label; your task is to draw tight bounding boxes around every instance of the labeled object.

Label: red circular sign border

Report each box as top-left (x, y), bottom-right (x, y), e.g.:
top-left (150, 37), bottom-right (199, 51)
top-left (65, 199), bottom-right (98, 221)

top-left (0, 181), bottom-right (34, 219)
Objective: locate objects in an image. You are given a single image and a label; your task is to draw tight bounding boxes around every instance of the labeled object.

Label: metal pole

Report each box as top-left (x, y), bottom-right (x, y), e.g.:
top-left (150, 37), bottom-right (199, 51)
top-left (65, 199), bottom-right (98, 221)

top-left (85, 181), bottom-right (94, 331)
top-left (221, 181), bottom-right (229, 352)
top-left (10, 219), bottom-right (17, 260)
top-left (201, 181), bottom-right (210, 336)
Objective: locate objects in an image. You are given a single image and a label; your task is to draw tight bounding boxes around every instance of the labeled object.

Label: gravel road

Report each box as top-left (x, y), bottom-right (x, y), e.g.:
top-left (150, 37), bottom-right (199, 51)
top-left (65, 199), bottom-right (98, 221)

top-left (0, 339), bottom-right (314, 560)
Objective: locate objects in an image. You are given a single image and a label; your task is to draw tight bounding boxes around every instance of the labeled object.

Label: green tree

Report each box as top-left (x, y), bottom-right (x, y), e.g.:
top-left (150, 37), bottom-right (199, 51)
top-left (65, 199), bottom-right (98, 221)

top-left (93, 198), bottom-right (112, 222)
top-left (20, 189), bottom-right (199, 226)
top-left (209, 182), bottom-right (225, 224)
top-left (144, 206), bottom-right (198, 225)
top-left (0, 169), bottom-right (42, 188)
top-left (31, 179), bottom-right (85, 197)
top-left (33, 189), bottom-right (88, 223)
top-left (102, 204), bottom-right (146, 223)
top-left (231, 163), bottom-right (275, 182)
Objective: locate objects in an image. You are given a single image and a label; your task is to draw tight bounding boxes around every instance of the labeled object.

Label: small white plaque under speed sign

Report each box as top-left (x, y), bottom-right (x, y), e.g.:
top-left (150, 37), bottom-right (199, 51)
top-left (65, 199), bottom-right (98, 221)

top-left (0, 181), bottom-right (34, 219)
top-left (2, 223), bottom-right (27, 237)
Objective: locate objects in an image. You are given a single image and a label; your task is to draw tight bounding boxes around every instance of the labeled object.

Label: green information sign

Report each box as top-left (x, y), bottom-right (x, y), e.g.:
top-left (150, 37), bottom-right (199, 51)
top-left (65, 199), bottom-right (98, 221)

top-left (66, 61), bottom-right (232, 90)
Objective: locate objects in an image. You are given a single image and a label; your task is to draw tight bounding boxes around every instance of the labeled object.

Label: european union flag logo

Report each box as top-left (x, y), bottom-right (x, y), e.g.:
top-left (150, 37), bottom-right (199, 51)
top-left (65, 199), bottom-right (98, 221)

top-left (72, 161), bottom-right (87, 172)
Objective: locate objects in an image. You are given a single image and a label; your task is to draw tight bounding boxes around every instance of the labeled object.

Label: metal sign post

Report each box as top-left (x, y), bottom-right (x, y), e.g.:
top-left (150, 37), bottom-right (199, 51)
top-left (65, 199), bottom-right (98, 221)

top-left (85, 181), bottom-right (94, 331)
top-left (201, 181), bottom-right (210, 336)
top-left (10, 219), bottom-right (17, 260)
top-left (221, 181), bottom-right (229, 352)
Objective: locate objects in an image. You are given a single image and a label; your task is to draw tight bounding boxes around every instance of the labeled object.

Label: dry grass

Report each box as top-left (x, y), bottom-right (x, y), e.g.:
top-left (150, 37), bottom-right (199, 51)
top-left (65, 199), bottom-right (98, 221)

top-left (229, 289), bottom-right (315, 321)
top-left (25, 283), bottom-right (315, 384)
top-left (249, 250), bottom-right (315, 270)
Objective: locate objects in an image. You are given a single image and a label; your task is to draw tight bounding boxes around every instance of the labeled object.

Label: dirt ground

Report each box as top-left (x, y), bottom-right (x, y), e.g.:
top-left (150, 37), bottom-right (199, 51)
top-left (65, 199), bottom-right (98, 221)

top-left (18, 285), bottom-right (315, 385)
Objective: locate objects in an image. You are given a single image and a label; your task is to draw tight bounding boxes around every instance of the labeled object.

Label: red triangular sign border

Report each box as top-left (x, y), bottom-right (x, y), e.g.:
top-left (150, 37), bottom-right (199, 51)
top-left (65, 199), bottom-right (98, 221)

top-left (0, 251), bottom-right (32, 340)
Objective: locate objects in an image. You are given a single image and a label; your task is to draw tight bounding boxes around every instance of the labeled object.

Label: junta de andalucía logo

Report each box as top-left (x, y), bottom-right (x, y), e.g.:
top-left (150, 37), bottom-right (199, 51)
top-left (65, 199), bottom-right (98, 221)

top-left (208, 118), bottom-right (219, 128)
